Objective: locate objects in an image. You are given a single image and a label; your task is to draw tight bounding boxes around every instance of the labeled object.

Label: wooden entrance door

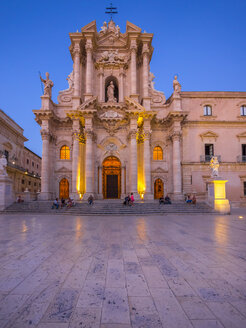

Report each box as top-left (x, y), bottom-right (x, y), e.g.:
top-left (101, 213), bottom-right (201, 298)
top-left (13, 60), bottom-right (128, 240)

top-left (59, 178), bottom-right (69, 199)
top-left (103, 156), bottom-right (121, 199)
top-left (154, 178), bottom-right (164, 199)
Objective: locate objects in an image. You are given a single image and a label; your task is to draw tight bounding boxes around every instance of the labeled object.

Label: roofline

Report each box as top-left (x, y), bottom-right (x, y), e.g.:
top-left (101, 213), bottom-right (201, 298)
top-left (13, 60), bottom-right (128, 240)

top-left (180, 91), bottom-right (246, 98)
top-left (24, 146), bottom-right (42, 159)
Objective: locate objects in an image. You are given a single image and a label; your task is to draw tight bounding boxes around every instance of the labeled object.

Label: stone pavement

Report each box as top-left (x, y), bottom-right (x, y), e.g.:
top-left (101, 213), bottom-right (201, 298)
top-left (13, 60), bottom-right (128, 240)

top-left (0, 210), bottom-right (246, 328)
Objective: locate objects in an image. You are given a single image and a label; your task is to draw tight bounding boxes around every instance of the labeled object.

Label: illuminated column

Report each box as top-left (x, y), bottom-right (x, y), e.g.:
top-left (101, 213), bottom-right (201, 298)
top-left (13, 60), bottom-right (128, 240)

top-left (130, 40), bottom-right (137, 96)
top-left (85, 39), bottom-right (93, 97)
top-left (98, 68), bottom-right (104, 102)
top-left (172, 132), bottom-right (182, 199)
top-left (84, 130), bottom-right (94, 198)
top-left (144, 131), bottom-right (153, 199)
top-left (119, 69), bottom-right (124, 102)
top-left (40, 130), bottom-right (50, 200)
top-left (129, 130), bottom-right (139, 198)
top-left (71, 120), bottom-right (80, 200)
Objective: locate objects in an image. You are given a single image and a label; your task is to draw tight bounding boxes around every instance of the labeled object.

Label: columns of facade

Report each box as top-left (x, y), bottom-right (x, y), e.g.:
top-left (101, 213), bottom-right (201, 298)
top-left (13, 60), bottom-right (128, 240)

top-left (121, 166), bottom-right (125, 197)
top-left (71, 136), bottom-right (80, 200)
top-left (119, 69), bottom-right (124, 102)
top-left (85, 39), bottom-right (93, 99)
top-left (130, 40), bottom-right (138, 100)
top-left (84, 127), bottom-right (94, 199)
top-left (98, 166), bottom-right (103, 199)
top-left (172, 132), bottom-right (182, 199)
top-left (72, 44), bottom-right (81, 109)
top-left (40, 131), bottom-right (51, 200)
top-left (143, 130), bottom-right (153, 199)
top-left (98, 69), bottom-right (104, 102)
top-left (129, 130), bottom-right (139, 198)
top-left (142, 44), bottom-right (151, 110)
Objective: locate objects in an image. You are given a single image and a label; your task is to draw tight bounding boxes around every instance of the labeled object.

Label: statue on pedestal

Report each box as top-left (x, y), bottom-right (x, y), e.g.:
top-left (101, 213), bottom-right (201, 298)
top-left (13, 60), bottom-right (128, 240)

top-left (210, 156), bottom-right (219, 177)
top-left (173, 75), bottom-right (181, 93)
top-left (107, 81), bottom-right (117, 102)
top-left (0, 155), bottom-right (8, 176)
top-left (40, 72), bottom-right (54, 97)
top-left (100, 21), bottom-right (108, 34)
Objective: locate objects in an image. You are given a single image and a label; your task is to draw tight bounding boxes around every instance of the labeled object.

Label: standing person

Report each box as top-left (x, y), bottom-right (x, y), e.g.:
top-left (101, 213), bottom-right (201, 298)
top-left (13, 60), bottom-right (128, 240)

top-left (192, 194), bottom-right (197, 205)
top-left (130, 193), bottom-right (134, 206)
top-left (53, 198), bottom-right (59, 209)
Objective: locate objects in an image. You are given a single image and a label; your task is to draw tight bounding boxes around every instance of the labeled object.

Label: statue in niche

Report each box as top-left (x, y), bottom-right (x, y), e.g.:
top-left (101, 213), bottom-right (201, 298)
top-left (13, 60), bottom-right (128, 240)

top-left (40, 72), bottom-right (54, 97)
top-left (210, 156), bottom-right (219, 177)
top-left (107, 81), bottom-right (117, 102)
top-left (100, 21), bottom-right (107, 34)
top-left (173, 75), bottom-right (181, 93)
top-left (0, 155), bottom-right (8, 176)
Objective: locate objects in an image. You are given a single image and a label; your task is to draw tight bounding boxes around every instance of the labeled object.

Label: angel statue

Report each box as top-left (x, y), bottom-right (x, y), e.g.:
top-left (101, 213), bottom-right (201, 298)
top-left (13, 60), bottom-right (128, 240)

top-left (210, 156), bottom-right (219, 177)
top-left (100, 21), bottom-right (107, 34)
top-left (40, 72), bottom-right (54, 97)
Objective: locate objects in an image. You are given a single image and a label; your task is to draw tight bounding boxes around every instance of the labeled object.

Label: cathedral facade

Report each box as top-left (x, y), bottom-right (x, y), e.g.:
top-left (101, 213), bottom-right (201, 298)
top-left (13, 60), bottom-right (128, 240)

top-left (34, 20), bottom-right (246, 204)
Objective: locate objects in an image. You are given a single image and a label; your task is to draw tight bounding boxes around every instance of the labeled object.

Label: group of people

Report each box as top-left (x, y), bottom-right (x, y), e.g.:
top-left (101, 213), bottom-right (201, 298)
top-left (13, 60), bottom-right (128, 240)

top-left (16, 195), bottom-right (24, 203)
top-left (159, 194), bottom-right (172, 205)
top-left (52, 197), bottom-right (75, 209)
top-left (185, 194), bottom-right (196, 205)
top-left (123, 193), bottom-right (135, 206)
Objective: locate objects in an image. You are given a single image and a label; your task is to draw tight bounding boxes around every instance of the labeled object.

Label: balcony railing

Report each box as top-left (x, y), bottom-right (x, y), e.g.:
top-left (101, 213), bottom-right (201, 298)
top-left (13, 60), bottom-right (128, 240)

top-left (200, 155), bottom-right (221, 163)
top-left (237, 155), bottom-right (246, 163)
top-left (7, 161), bottom-right (40, 178)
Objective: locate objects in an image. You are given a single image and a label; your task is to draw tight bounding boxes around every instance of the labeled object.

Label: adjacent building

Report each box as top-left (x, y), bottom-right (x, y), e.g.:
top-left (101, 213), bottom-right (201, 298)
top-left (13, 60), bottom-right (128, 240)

top-left (0, 109), bottom-right (41, 198)
top-left (33, 20), bottom-right (246, 204)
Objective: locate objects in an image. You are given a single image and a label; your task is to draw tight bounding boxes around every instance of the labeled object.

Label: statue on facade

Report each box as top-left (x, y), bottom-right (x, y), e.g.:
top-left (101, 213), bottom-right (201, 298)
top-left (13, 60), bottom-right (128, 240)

top-left (0, 155), bottom-right (8, 176)
top-left (40, 72), bottom-right (54, 97)
top-left (115, 25), bottom-right (120, 38)
top-left (100, 21), bottom-right (108, 34)
top-left (149, 72), bottom-right (155, 90)
top-left (210, 156), bottom-right (220, 177)
top-left (173, 75), bottom-right (181, 93)
top-left (66, 71), bottom-right (74, 89)
top-left (107, 81), bottom-right (117, 102)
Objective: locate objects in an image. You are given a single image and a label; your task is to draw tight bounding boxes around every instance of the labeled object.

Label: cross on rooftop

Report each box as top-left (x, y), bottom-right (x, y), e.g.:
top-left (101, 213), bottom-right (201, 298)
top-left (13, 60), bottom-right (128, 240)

top-left (105, 2), bottom-right (118, 21)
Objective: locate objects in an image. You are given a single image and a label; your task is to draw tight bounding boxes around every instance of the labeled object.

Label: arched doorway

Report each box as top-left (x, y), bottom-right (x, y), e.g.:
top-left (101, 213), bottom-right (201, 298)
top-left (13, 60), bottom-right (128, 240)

top-left (103, 156), bottom-right (121, 199)
top-left (154, 178), bottom-right (164, 199)
top-left (59, 178), bottom-right (69, 199)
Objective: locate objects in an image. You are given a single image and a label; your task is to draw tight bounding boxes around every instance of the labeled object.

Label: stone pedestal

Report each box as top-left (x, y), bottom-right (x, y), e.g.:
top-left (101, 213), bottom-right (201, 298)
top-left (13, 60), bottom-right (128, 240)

top-left (0, 175), bottom-right (14, 210)
top-left (24, 188), bottom-right (31, 202)
top-left (208, 178), bottom-right (230, 214)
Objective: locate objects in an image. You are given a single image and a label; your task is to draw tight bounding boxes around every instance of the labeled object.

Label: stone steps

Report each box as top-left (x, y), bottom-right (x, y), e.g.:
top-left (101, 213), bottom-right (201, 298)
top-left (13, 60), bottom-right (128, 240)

top-left (3, 200), bottom-right (215, 215)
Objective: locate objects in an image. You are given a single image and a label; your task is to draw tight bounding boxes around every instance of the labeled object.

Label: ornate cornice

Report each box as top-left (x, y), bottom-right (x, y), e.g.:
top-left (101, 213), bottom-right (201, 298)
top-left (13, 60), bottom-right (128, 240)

top-left (78, 96), bottom-right (98, 112)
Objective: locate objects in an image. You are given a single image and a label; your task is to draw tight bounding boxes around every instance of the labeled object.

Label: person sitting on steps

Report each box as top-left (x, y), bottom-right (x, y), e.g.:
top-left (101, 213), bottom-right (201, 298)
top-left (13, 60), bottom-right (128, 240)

top-left (130, 193), bottom-right (134, 206)
top-left (88, 195), bottom-right (94, 205)
top-left (159, 196), bottom-right (165, 205)
top-left (164, 194), bottom-right (172, 204)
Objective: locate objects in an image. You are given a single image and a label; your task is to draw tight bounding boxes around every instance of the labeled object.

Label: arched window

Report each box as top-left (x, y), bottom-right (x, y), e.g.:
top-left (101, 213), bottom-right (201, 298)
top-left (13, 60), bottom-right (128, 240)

top-left (204, 105), bottom-right (212, 116)
top-left (240, 105), bottom-right (246, 116)
top-left (153, 146), bottom-right (163, 160)
top-left (60, 145), bottom-right (70, 160)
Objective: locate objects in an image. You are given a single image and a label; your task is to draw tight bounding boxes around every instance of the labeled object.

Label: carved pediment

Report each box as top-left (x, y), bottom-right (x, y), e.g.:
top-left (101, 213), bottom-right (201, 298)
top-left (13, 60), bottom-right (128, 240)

top-left (95, 50), bottom-right (128, 69)
top-left (78, 96), bottom-right (98, 112)
top-left (153, 167), bottom-right (167, 173)
top-left (56, 166), bottom-right (70, 173)
top-left (125, 97), bottom-right (145, 112)
top-left (126, 21), bottom-right (142, 33)
top-left (200, 131), bottom-right (218, 141)
top-left (81, 20), bottom-right (97, 33)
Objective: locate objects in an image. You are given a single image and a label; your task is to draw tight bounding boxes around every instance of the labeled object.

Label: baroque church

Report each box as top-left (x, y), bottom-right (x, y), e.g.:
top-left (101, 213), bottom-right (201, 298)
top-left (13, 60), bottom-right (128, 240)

top-left (33, 20), bottom-right (246, 204)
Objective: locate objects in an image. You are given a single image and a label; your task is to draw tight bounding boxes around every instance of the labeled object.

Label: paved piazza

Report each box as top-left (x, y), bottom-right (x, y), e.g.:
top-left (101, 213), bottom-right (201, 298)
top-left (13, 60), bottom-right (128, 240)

top-left (0, 212), bottom-right (246, 328)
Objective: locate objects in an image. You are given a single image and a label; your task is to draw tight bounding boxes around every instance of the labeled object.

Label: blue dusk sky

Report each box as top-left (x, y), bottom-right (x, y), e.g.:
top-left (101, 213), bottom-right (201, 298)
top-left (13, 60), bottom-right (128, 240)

top-left (0, 0), bottom-right (245, 157)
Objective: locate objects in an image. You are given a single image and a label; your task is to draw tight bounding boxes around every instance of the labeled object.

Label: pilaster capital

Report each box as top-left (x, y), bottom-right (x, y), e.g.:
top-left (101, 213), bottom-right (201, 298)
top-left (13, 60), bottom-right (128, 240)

top-left (41, 130), bottom-right (50, 141)
top-left (171, 131), bottom-right (182, 141)
top-left (72, 44), bottom-right (81, 57)
top-left (73, 132), bottom-right (86, 144)
top-left (142, 43), bottom-right (149, 56)
top-left (85, 39), bottom-right (93, 52)
top-left (130, 40), bottom-right (137, 52)
top-left (144, 130), bottom-right (152, 140)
